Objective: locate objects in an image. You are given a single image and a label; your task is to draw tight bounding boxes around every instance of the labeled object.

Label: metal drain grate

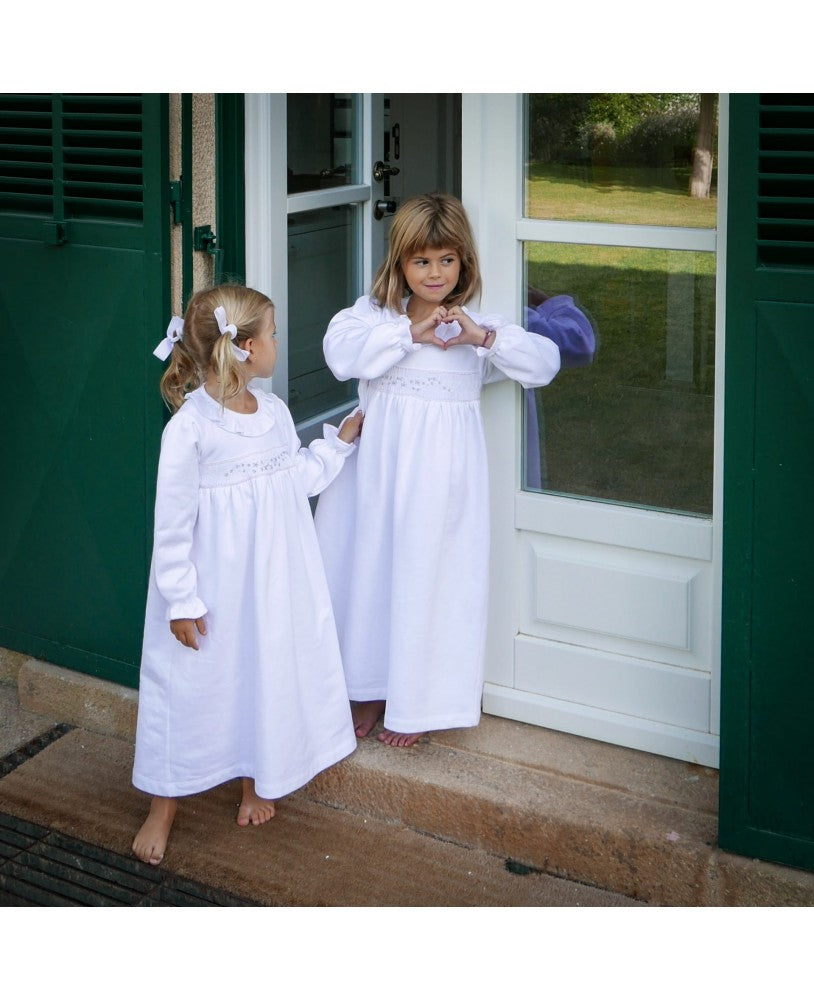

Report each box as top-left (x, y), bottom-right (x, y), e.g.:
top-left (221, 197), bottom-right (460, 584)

top-left (0, 726), bottom-right (254, 906)
top-left (1, 723), bottom-right (75, 778)
top-left (0, 812), bottom-right (254, 906)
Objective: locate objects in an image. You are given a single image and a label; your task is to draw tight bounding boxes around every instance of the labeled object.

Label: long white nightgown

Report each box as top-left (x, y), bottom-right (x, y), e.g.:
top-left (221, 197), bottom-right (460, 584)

top-left (133, 385), bottom-right (357, 800)
top-left (314, 295), bottom-right (561, 733)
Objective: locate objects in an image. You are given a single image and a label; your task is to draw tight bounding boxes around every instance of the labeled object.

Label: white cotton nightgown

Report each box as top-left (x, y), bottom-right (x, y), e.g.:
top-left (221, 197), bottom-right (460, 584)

top-left (132, 385), bottom-right (357, 800)
top-left (313, 295), bottom-right (561, 733)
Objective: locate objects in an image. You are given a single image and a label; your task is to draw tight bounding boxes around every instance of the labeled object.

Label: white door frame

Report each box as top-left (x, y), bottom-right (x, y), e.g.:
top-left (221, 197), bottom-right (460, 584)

top-left (462, 94), bottom-right (727, 766)
top-left (243, 93), bottom-right (385, 435)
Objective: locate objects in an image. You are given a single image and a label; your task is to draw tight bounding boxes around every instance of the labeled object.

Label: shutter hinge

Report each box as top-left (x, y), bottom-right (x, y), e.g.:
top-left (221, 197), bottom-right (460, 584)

top-left (44, 221), bottom-right (69, 246)
top-left (169, 179), bottom-right (183, 225)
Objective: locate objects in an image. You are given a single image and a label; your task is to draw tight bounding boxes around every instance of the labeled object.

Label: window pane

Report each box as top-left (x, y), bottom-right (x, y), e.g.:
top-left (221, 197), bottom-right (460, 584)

top-left (287, 94), bottom-right (356, 193)
top-left (288, 206), bottom-right (358, 423)
top-left (524, 243), bottom-right (715, 515)
top-left (526, 94), bottom-right (718, 228)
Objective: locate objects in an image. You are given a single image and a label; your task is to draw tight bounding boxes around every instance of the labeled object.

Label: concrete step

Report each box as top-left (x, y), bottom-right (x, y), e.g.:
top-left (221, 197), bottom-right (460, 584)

top-left (6, 654), bottom-right (814, 906)
top-left (307, 716), bottom-right (814, 906)
top-left (0, 726), bottom-right (641, 907)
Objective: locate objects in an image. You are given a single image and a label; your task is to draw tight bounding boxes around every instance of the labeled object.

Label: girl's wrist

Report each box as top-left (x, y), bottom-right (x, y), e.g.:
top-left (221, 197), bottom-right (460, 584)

top-left (480, 327), bottom-right (496, 349)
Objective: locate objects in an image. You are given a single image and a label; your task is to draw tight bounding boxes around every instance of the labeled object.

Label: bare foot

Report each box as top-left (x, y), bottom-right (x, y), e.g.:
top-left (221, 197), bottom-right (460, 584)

top-left (237, 778), bottom-right (276, 827)
top-left (132, 796), bottom-right (177, 865)
top-left (377, 729), bottom-right (425, 748)
top-left (351, 700), bottom-right (386, 739)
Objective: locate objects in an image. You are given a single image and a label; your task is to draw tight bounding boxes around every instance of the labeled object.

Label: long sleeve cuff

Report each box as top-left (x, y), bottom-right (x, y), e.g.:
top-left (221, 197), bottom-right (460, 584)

top-left (324, 420), bottom-right (357, 451)
top-left (166, 596), bottom-right (208, 622)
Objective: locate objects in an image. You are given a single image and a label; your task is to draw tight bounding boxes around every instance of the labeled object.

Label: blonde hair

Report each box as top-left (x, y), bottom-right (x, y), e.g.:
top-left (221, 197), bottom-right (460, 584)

top-left (370, 192), bottom-right (482, 313)
top-left (160, 284), bottom-right (274, 412)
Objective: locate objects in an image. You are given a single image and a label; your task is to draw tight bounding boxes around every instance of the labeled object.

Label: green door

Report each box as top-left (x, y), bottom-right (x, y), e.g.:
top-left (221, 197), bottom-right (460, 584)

top-left (0, 94), bottom-right (169, 686)
top-left (720, 94), bottom-right (814, 871)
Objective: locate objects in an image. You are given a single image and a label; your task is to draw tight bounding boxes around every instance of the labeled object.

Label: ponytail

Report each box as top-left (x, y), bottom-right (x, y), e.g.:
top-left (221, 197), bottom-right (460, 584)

top-left (160, 339), bottom-right (201, 413)
top-left (210, 332), bottom-right (246, 408)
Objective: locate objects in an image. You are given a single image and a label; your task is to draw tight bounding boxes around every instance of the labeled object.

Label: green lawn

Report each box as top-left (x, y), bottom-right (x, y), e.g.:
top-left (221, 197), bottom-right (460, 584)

top-left (526, 163), bottom-right (718, 229)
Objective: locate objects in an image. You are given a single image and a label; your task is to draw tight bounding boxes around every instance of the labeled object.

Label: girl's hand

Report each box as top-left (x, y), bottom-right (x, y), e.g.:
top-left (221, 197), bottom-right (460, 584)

top-left (338, 410), bottom-right (364, 443)
top-left (170, 617), bottom-right (207, 650)
top-left (441, 306), bottom-right (495, 350)
top-left (409, 307), bottom-right (448, 348)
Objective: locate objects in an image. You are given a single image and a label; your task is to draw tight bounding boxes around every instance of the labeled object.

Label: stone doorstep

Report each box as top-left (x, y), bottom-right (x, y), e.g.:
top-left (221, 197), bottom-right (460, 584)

top-left (11, 655), bottom-right (814, 907)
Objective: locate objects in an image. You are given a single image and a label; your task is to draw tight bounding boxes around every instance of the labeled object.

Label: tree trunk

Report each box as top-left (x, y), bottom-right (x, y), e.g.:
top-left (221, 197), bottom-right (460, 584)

top-left (690, 94), bottom-right (717, 199)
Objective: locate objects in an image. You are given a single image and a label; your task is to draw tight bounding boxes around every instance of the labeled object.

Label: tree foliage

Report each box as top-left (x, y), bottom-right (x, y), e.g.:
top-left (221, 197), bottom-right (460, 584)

top-left (528, 93), bottom-right (705, 167)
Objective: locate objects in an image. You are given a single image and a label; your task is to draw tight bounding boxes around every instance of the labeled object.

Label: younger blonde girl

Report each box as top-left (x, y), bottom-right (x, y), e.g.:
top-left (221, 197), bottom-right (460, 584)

top-left (132, 284), bottom-right (362, 865)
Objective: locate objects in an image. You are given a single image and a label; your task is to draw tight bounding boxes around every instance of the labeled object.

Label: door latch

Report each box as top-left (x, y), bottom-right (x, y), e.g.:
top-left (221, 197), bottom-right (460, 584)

top-left (373, 160), bottom-right (400, 183)
top-left (193, 224), bottom-right (224, 280)
top-left (193, 225), bottom-right (218, 255)
top-left (374, 199), bottom-right (397, 221)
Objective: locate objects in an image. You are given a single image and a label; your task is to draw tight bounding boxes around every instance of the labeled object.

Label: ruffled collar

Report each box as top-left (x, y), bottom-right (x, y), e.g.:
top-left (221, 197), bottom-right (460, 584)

top-left (184, 385), bottom-right (277, 437)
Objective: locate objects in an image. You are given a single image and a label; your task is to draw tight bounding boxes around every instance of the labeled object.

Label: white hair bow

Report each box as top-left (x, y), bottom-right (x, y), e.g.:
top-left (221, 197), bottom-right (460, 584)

top-left (214, 306), bottom-right (250, 362)
top-left (153, 316), bottom-right (185, 360)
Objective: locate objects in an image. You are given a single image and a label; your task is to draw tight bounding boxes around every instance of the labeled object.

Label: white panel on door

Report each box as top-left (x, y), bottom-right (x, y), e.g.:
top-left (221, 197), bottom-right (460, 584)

top-left (532, 548), bottom-right (697, 650)
top-left (515, 637), bottom-right (710, 731)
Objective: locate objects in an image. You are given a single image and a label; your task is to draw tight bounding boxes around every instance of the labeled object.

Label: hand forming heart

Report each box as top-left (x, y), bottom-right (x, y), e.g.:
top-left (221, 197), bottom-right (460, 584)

top-left (409, 305), bottom-right (494, 350)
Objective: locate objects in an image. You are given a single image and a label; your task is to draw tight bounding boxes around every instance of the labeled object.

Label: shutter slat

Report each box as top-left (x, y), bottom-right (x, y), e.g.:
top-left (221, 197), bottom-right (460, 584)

top-left (0, 176), bottom-right (51, 189)
top-left (0, 160), bottom-right (51, 171)
top-left (62, 163), bottom-right (141, 176)
top-left (63, 147), bottom-right (141, 161)
top-left (64, 196), bottom-right (144, 212)
top-left (64, 130), bottom-right (143, 142)
top-left (0, 125), bottom-right (52, 133)
top-left (759, 217), bottom-right (814, 228)
top-left (758, 240), bottom-right (814, 250)
top-left (65, 181), bottom-right (144, 201)
top-left (61, 94), bottom-right (141, 104)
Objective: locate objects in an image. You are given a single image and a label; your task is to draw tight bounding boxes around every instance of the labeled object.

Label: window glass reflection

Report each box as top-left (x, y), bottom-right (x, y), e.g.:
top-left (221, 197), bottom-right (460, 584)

top-left (526, 94), bottom-right (718, 228)
top-left (288, 206), bottom-right (358, 423)
top-left (524, 243), bottom-right (715, 515)
top-left (287, 94), bottom-right (356, 194)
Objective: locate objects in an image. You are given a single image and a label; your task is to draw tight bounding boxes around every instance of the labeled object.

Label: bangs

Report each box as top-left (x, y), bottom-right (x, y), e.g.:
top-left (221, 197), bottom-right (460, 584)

top-left (400, 219), bottom-right (465, 261)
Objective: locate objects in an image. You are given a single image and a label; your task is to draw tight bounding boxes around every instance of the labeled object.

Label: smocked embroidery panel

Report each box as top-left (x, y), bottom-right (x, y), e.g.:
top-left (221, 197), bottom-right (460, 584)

top-left (368, 366), bottom-right (481, 403)
top-left (199, 447), bottom-right (293, 489)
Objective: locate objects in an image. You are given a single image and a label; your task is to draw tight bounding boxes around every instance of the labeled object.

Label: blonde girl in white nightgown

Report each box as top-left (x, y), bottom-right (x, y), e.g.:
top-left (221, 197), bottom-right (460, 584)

top-left (132, 284), bottom-right (362, 865)
top-left (314, 193), bottom-right (561, 748)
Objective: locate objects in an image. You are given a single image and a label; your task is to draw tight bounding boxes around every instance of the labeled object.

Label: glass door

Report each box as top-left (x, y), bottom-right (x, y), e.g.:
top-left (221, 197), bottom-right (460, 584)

top-left (465, 94), bottom-right (724, 766)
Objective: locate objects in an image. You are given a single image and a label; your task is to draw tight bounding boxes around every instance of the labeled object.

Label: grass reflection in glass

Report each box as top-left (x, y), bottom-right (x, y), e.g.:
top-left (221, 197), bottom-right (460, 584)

top-left (526, 163), bottom-right (718, 229)
top-left (526, 243), bottom-right (716, 515)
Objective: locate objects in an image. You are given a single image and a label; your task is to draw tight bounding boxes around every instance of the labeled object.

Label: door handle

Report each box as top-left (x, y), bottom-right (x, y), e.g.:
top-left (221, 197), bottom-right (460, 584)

top-left (373, 160), bottom-right (400, 183)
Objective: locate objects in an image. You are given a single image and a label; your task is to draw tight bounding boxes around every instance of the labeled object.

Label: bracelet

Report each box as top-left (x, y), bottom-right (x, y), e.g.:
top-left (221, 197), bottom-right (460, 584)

top-left (481, 327), bottom-right (494, 348)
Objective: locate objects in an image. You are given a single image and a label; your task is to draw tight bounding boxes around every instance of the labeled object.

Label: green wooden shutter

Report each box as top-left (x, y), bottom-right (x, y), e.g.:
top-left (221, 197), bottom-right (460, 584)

top-left (0, 94), bottom-right (168, 686)
top-left (720, 94), bottom-right (814, 872)
top-left (0, 94), bottom-right (149, 242)
top-left (216, 93), bottom-right (246, 283)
